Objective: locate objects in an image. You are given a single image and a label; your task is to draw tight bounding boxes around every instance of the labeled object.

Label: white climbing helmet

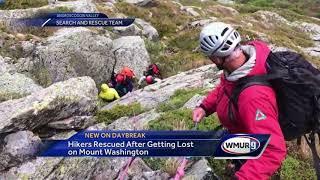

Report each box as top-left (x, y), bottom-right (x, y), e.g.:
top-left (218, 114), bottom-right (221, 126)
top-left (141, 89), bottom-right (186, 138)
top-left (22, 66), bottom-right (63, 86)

top-left (199, 22), bottom-right (241, 57)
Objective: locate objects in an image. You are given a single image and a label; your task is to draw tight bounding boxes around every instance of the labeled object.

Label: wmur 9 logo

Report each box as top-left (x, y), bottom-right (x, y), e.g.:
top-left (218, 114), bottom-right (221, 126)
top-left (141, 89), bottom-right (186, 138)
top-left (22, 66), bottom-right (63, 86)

top-left (221, 136), bottom-right (260, 155)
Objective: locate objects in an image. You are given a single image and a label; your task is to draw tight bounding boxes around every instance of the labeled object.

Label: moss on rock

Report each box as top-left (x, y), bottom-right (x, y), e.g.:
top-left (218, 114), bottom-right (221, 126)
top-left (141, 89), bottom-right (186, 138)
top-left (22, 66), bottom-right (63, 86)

top-left (96, 103), bottom-right (146, 125)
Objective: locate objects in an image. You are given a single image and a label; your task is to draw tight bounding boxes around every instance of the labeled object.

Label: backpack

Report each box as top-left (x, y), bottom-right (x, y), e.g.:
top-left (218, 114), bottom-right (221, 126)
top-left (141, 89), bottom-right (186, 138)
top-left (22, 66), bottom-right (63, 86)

top-left (229, 51), bottom-right (320, 140)
top-left (120, 67), bottom-right (135, 79)
top-left (146, 64), bottom-right (160, 76)
top-left (229, 51), bottom-right (320, 176)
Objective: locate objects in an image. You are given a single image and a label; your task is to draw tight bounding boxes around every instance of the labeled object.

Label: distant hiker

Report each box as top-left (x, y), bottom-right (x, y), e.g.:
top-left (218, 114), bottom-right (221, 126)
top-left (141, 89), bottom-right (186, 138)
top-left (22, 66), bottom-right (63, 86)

top-left (144, 63), bottom-right (162, 79)
top-left (108, 67), bottom-right (135, 97)
top-left (138, 64), bottom-right (162, 87)
top-left (193, 22), bottom-right (287, 179)
top-left (138, 75), bottom-right (161, 87)
top-left (99, 83), bottom-right (120, 102)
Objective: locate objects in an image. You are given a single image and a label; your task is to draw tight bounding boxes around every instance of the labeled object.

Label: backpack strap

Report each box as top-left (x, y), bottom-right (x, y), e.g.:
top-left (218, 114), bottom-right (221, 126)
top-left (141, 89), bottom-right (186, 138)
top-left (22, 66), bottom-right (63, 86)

top-left (228, 75), bottom-right (273, 122)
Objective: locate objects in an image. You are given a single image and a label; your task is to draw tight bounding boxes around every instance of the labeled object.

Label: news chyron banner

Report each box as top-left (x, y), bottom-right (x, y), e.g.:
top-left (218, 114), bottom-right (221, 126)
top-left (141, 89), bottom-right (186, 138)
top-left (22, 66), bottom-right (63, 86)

top-left (40, 131), bottom-right (270, 159)
top-left (16, 13), bottom-right (134, 27)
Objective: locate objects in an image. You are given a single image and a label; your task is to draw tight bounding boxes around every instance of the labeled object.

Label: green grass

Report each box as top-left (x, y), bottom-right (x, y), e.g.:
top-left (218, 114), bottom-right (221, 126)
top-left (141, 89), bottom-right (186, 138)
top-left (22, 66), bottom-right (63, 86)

top-left (167, 29), bottom-right (200, 51)
top-left (156, 88), bottom-right (206, 112)
top-left (267, 25), bottom-right (314, 50)
top-left (242, 12), bottom-right (314, 50)
top-left (116, 1), bottom-right (210, 78)
top-left (235, 26), bottom-right (260, 42)
top-left (238, 0), bottom-right (274, 7)
top-left (0, 33), bottom-right (24, 60)
top-left (144, 39), bottom-right (166, 64)
top-left (96, 98), bottom-right (109, 109)
top-left (0, 91), bottom-right (25, 103)
top-left (38, 6), bottom-right (74, 14)
top-left (157, 52), bottom-right (209, 78)
top-left (116, 1), bottom-right (191, 38)
top-left (149, 108), bottom-right (219, 131)
top-left (275, 9), bottom-right (320, 25)
top-left (233, 3), bottom-right (266, 13)
top-left (96, 103), bottom-right (146, 125)
top-left (145, 33), bottom-right (209, 78)
top-left (277, 155), bottom-right (316, 179)
top-left (142, 157), bottom-right (167, 170)
top-left (147, 108), bottom-right (220, 173)
top-left (178, 0), bottom-right (218, 8)
top-left (0, 0), bottom-right (48, 10)
top-left (234, 0), bottom-right (320, 19)
top-left (206, 158), bottom-right (228, 179)
top-left (29, 66), bottom-right (52, 87)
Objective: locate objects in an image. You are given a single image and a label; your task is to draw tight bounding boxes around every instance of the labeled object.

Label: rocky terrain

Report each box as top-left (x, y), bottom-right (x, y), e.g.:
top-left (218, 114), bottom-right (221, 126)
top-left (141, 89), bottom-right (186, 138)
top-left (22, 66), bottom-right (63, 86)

top-left (0, 0), bottom-right (319, 179)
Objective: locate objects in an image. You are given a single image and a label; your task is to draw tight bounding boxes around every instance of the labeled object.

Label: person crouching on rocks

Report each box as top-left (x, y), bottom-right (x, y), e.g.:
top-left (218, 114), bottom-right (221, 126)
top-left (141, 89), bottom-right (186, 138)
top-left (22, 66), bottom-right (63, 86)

top-left (99, 83), bottom-right (120, 102)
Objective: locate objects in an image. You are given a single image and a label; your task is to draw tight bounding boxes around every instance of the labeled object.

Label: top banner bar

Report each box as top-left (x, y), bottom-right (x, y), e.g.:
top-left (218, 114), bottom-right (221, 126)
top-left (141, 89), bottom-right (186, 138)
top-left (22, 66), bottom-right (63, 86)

top-left (45, 13), bottom-right (109, 18)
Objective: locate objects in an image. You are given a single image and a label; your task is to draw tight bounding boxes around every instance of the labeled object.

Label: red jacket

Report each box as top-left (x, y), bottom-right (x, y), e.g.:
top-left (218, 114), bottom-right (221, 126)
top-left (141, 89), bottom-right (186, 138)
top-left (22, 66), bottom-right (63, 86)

top-left (200, 41), bottom-right (286, 179)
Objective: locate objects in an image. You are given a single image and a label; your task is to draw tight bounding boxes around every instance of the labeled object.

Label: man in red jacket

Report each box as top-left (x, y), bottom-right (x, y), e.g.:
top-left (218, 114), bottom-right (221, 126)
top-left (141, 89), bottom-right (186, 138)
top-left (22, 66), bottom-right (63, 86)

top-left (193, 22), bottom-right (287, 179)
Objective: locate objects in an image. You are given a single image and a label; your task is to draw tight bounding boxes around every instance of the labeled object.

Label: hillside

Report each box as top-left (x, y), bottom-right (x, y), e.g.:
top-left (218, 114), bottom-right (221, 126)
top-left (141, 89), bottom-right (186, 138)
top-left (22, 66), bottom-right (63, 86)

top-left (0, 0), bottom-right (319, 179)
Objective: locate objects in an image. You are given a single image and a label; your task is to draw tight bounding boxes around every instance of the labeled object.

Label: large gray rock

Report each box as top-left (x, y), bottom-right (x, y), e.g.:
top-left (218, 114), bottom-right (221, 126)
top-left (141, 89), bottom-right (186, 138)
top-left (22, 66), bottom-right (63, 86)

top-left (207, 5), bottom-right (239, 16)
top-left (0, 58), bottom-right (39, 102)
top-left (49, 110), bottom-right (158, 178)
top-left (113, 19), bottom-right (159, 41)
top-left (0, 157), bottom-right (64, 180)
top-left (128, 158), bottom-right (215, 180)
top-left (303, 47), bottom-right (320, 57)
top-left (15, 111), bottom-right (159, 179)
top-left (254, 11), bottom-right (289, 25)
top-left (0, 131), bottom-right (75, 180)
top-left (102, 65), bottom-right (219, 110)
top-left (107, 110), bottom-right (160, 130)
top-left (291, 22), bottom-right (320, 57)
top-left (113, 24), bottom-right (143, 37)
top-left (112, 36), bottom-right (151, 79)
top-left (0, 76), bottom-right (98, 133)
top-left (54, 0), bottom-right (97, 13)
top-left (0, 131), bottom-right (41, 171)
top-left (184, 158), bottom-right (216, 179)
top-left (0, 0), bottom-right (96, 33)
top-left (314, 34), bottom-right (320, 41)
top-left (47, 116), bottom-right (96, 130)
top-left (0, 73), bottom-right (43, 102)
top-left (141, 170), bottom-right (170, 180)
top-left (89, 109), bottom-right (160, 131)
top-left (21, 41), bottom-right (37, 56)
top-left (16, 28), bottom-right (114, 86)
top-left (125, 158), bottom-right (153, 179)
top-left (181, 6), bottom-right (201, 17)
top-left (135, 18), bottom-right (159, 41)
top-left (0, 56), bottom-right (16, 75)
top-left (44, 157), bottom-right (124, 180)
top-left (183, 94), bottom-right (205, 109)
top-left (292, 22), bottom-right (320, 40)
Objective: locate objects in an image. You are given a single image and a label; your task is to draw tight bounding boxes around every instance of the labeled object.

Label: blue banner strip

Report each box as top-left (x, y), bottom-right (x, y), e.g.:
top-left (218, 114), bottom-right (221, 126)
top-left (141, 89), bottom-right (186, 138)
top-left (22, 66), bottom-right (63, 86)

top-left (20, 18), bottom-right (135, 27)
top-left (38, 131), bottom-right (270, 158)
